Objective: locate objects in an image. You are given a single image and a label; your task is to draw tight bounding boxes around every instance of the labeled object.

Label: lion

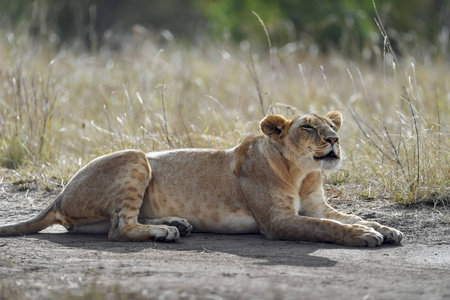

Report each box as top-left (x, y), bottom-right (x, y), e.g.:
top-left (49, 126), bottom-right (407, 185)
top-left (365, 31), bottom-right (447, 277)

top-left (0, 111), bottom-right (403, 247)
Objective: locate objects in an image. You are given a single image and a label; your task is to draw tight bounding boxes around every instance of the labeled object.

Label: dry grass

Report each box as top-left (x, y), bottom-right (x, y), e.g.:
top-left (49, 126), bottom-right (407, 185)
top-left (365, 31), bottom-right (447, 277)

top-left (0, 25), bottom-right (449, 206)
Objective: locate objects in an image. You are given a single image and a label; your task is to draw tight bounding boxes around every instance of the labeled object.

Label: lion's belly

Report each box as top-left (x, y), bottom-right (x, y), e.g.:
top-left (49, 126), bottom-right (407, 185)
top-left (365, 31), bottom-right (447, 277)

top-left (168, 208), bottom-right (258, 234)
top-left (141, 191), bottom-right (260, 234)
top-left (139, 149), bottom-right (260, 234)
top-left (191, 213), bottom-right (259, 234)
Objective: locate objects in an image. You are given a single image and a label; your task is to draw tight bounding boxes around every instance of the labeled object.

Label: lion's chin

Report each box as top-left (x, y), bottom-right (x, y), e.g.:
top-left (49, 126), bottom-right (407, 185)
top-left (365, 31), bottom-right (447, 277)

top-left (314, 151), bottom-right (341, 171)
top-left (319, 157), bottom-right (341, 171)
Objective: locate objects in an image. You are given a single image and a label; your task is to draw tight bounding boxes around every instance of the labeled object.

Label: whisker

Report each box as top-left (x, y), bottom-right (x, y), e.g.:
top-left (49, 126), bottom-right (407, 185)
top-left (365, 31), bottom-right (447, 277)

top-left (299, 151), bottom-right (315, 160)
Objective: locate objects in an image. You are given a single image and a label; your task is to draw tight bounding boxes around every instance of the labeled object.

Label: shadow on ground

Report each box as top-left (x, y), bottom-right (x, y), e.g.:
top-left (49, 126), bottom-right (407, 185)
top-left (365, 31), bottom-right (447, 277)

top-left (8, 229), bottom-right (405, 268)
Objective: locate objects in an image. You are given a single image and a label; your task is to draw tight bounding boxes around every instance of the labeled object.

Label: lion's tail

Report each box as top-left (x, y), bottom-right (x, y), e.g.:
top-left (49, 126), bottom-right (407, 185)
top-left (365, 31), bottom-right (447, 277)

top-left (0, 195), bottom-right (61, 236)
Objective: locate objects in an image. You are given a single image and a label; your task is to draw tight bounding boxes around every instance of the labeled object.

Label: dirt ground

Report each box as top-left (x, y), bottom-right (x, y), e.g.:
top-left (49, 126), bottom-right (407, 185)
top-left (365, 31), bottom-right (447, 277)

top-left (0, 180), bottom-right (449, 300)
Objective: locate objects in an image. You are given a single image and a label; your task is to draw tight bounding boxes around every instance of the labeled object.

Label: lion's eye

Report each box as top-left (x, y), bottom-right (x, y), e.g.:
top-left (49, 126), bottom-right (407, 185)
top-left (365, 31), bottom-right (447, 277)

top-left (301, 124), bottom-right (314, 130)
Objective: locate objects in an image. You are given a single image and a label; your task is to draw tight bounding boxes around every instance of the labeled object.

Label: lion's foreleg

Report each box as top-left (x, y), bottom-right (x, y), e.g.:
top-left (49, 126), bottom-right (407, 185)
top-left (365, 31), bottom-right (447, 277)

top-left (299, 182), bottom-right (403, 244)
top-left (242, 177), bottom-right (383, 247)
top-left (265, 213), bottom-right (384, 247)
top-left (108, 212), bottom-right (180, 242)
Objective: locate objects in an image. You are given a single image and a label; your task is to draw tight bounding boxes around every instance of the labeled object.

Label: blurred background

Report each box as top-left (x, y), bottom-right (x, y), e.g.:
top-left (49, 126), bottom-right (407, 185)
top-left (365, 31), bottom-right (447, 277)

top-left (1, 0), bottom-right (449, 57)
top-left (1, 0), bottom-right (450, 204)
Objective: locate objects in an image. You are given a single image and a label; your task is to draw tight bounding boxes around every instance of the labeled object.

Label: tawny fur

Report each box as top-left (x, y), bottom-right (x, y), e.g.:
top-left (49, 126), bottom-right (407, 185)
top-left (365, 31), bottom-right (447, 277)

top-left (0, 111), bottom-right (403, 246)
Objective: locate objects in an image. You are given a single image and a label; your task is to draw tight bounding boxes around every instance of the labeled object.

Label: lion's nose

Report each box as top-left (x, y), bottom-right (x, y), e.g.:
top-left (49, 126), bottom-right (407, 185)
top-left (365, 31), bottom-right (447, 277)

top-left (326, 137), bottom-right (339, 145)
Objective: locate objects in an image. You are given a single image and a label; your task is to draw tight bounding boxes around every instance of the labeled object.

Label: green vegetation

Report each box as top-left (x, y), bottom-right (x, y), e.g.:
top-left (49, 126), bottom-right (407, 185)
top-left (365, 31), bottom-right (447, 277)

top-left (1, 0), bottom-right (449, 55)
top-left (0, 1), bottom-right (449, 206)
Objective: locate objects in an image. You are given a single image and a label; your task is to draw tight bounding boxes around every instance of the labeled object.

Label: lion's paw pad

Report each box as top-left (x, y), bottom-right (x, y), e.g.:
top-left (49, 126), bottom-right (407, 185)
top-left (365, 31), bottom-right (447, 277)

top-left (164, 218), bottom-right (193, 237)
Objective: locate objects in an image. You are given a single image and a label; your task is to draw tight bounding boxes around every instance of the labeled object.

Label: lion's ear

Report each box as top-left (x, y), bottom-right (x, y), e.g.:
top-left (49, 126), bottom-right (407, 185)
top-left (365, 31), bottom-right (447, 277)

top-left (260, 114), bottom-right (289, 143)
top-left (326, 111), bottom-right (342, 131)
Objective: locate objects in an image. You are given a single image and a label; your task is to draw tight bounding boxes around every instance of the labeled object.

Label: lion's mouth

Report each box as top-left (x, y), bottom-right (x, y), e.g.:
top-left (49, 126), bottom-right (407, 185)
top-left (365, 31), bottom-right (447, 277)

top-left (314, 151), bottom-right (339, 160)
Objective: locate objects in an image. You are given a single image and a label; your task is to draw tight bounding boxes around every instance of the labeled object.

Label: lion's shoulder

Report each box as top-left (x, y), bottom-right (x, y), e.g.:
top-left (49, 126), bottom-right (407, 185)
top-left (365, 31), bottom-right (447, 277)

top-left (232, 134), bottom-right (266, 176)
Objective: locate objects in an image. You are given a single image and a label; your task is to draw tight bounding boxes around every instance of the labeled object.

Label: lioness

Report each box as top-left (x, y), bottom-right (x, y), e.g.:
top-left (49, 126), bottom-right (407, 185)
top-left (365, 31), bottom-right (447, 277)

top-left (0, 111), bottom-right (403, 247)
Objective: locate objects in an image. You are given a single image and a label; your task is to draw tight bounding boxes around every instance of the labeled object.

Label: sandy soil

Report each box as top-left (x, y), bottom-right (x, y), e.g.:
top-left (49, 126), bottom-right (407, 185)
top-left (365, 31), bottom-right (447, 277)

top-left (0, 181), bottom-right (449, 300)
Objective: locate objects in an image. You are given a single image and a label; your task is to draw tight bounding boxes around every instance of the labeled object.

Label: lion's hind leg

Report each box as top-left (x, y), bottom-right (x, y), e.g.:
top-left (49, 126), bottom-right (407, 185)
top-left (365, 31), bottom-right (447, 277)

top-left (108, 183), bottom-right (180, 242)
top-left (108, 211), bottom-right (180, 242)
top-left (94, 150), bottom-right (180, 242)
top-left (139, 217), bottom-right (193, 237)
top-left (106, 193), bottom-right (184, 242)
top-left (107, 191), bottom-right (180, 242)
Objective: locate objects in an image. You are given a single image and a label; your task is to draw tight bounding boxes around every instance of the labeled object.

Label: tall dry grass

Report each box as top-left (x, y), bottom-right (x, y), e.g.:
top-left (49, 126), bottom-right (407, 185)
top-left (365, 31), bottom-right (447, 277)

top-left (0, 22), bottom-right (449, 205)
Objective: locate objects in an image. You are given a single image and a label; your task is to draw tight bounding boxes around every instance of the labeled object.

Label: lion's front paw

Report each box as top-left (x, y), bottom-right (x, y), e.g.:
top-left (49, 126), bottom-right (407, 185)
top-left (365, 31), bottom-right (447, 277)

top-left (377, 226), bottom-right (403, 244)
top-left (153, 225), bottom-right (180, 242)
top-left (344, 225), bottom-right (384, 247)
top-left (360, 221), bottom-right (403, 244)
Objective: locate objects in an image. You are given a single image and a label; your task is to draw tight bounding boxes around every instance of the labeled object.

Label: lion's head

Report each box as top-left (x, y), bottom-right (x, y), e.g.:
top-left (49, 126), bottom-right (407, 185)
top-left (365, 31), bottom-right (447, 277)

top-left (260, 111), bottom-right (342, 171)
